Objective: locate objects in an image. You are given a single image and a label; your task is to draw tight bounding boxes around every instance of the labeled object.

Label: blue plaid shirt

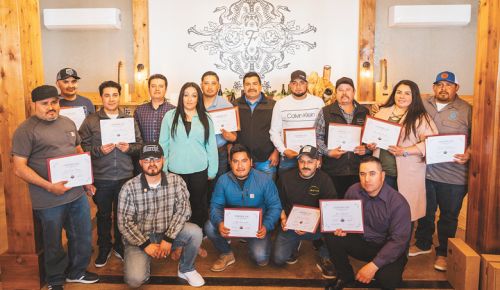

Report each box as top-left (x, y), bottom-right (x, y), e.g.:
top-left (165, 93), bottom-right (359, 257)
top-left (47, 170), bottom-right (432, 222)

top-left (134, 99), bottom-right (176, 142)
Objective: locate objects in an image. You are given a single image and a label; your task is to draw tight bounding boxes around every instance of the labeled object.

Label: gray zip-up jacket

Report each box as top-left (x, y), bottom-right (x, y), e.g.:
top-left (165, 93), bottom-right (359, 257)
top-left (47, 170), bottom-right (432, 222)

top-left (79, 108), bottom-right (143, 180)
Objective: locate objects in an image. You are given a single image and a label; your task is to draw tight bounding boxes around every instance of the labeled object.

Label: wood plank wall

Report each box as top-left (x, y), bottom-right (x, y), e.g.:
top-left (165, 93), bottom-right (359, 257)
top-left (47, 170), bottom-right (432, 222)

top-left (466, 0), bottom-right (500, 253)
top-left (357, 0), bottom-right (376, 102)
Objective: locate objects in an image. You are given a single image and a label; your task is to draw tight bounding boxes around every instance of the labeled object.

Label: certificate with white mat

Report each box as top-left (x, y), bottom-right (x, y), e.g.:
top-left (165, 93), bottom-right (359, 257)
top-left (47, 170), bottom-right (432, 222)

top-left (425, 134), bottom-right (466, 165)
top-left (320, 199), bottom-right (364, 233)
top-left (224, 208), bottom-right (262, 238)
top-left (285, 205), bottom-right (321, 233)
top-left (47, 152), bottom-right (93, 187)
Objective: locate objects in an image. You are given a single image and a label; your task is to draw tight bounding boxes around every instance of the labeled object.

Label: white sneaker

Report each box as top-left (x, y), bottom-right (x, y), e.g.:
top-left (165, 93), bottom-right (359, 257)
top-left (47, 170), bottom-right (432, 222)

top-left (178, 269), bottom-right (205, 287)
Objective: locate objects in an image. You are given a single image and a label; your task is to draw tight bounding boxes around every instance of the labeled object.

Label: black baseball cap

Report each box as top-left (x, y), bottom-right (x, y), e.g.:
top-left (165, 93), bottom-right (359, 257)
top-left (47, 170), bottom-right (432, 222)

top-left (297, 145), bottom-right (319, 159)
top-left (290, 70), bottom-right (307, 82)
top-left (140, 143), bottom-right (164, 160)
top-left (56, 68), bottom-right (80, 81)
top-left (335, 77), bottom-right (355, 90)
top-left (31, 85), bottom-right (59, 102)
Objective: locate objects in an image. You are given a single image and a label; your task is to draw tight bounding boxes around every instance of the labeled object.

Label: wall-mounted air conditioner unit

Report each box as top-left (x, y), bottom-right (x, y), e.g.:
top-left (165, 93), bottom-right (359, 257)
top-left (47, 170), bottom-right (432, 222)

top-left (389, 5), bottom-right (471, 28)
top-left (43, 8), bottom-right (122, 30)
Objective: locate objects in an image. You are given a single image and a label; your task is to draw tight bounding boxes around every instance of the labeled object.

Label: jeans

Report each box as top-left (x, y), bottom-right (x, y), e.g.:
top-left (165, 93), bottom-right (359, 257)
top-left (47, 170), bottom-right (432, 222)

top-left (93, 179), bottom-right (128, 252)
top-left (278, 156), bottom-right (297, 176)
top-left (124, 223), bottom-right (202, 288)
top-left (253, 159), bottom-right (277, 181)
top-left (204, 220), bottom-right (271, 265)
top-left (324, 233), bottom-right (407, 290)
top-left (272, 228), bottom-right (329, 266)
top-left (34, 195), bottom-right (92, 285)
top-left (415, 179), bottom-right (468, 257)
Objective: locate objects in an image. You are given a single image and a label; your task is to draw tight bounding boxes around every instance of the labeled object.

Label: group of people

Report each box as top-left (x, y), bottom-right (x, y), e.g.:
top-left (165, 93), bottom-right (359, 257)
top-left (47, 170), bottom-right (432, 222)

top-left (11, 66), bottom-right (471, 290)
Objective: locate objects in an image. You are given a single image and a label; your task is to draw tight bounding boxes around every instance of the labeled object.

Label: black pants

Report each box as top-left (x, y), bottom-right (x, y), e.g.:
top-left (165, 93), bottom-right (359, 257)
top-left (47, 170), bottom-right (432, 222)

top-left (328, 174), bottom-right (359, 199)
top-left (93, 179), bottom-right (128, 251)
top-left (179, 169), bottom-right (208, 230)
top-left (324, 233), bottom-right (407, 290)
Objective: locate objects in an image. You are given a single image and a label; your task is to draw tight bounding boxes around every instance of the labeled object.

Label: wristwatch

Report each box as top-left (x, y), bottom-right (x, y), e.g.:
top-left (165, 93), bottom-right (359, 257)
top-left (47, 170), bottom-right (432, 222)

top-left (402, 150), bottom-right (409, 157)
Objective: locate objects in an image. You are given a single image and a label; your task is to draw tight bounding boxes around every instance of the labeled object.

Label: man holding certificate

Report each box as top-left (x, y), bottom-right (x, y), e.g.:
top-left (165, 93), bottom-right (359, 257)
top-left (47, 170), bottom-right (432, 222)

top-left (272, 145), bottom-right (336, 278)
top-left (79, 81), bottom-right (143, 268)
top-left (269, 70), bottom-right (324, 174)
top-left (324, 157), bottom-right (411, 290)
top-left (202, 71), bottom-right (237, 197)
top-left (315, 77), bottom-right (370, 198)
top-left (205, 144), bottom-right (281, 272)
top-left (412, 71), bottom-right (472, 272)
top-left (12, 85), bottom-right (98, 289)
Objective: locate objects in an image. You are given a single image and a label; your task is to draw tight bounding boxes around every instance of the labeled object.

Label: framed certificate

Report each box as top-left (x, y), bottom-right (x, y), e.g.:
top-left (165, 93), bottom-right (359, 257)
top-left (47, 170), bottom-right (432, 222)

top-left (328, 123), bottom-right (363, 151)
top-left (47, 152), bottom-right (93, 188)
top-left (320, 199), bottom-right (364, 233)
top-left (208, 106), bottom-right (240, 132)
top-left (224, 208), bottom-right (262, 238)
top-left (285, 205), bottom-right (321, 233)
top-left (361, 116), bottom-right (402, 150)
top-left (283, 127), bottom-right (317, 153)
top-left (60, 106), bottom-right (86, 129)
top-left (100, 118), bottom-right (136, 144)
top-left (425, 134), bottom-right (467, 165)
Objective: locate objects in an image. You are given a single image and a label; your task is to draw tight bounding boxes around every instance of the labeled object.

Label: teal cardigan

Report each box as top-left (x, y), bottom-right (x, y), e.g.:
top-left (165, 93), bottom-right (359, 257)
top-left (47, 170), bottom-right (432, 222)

top-left (159, 110), bottom-right (218, 178)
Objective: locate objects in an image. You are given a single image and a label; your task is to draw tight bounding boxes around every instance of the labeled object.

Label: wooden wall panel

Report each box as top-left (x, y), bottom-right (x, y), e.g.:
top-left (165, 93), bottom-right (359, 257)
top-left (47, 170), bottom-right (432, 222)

top-left (0, 0), bottom-right (44, 288)
top-left (357, 0), bottom-right (375, 102)
top-left (132, 0), bottom-right (149, 102)
top-left (466, 0), bottom-right (500, 253)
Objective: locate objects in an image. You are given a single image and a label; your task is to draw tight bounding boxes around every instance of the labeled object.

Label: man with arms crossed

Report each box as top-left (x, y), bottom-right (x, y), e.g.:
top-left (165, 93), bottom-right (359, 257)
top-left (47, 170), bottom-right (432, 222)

top-left (12, 85), bottom-right (98, 290)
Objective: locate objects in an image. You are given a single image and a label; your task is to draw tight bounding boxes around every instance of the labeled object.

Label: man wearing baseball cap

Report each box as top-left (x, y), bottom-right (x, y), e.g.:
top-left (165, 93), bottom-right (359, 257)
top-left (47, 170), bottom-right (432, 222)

top-left (56, 67), bottom-right (95, 116)
top-left (269, 70), bottom-right (324, 174)
top-left (315, 77), bottom-right (370, 199)
top-left (411, 71), bottom-right (472, 271)
top-left (12, 85), bottom-right (98, 289)
top-left (118, 143), bottom-right (205, 287)
top-left (272, 145), bottom-right (337, 278)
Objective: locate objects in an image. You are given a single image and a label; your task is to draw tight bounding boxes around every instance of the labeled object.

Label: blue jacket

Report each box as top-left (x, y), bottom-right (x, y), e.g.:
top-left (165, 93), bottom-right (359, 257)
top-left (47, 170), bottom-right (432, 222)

top-left (210, 169), bottom-right (282, 231)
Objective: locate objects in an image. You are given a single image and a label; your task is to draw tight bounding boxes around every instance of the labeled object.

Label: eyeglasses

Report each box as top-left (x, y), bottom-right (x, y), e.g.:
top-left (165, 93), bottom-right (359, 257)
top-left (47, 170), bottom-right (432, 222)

top-left (142, 157), bottom-right (161, 163)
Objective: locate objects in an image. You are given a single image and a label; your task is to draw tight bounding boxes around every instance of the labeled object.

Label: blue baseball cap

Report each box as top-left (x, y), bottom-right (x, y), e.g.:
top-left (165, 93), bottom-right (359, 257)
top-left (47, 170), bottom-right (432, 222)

top-left (433, 71), bottom-right (458, 85)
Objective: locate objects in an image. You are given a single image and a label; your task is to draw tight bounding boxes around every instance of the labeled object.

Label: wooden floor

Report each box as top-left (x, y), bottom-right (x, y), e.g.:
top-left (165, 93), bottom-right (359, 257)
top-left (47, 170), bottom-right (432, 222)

top-left (35, 229), bottom-right (459, 290)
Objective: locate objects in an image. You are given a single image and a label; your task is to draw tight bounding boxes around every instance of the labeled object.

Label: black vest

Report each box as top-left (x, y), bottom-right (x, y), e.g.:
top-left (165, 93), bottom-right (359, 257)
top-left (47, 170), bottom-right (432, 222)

top-left (321, 101), bottom-right (370, 175)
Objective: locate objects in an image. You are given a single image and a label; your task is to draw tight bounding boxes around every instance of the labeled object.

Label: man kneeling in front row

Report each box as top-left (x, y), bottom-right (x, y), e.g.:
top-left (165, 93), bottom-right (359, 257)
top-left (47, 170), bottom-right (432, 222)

top-left (117, 143), bottom-right (205, 287)
top-left (325, 156), bottom-right (411, 290)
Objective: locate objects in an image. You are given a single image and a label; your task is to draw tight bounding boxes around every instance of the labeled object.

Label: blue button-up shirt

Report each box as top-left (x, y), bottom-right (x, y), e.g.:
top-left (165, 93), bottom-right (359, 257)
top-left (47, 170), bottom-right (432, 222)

top-left (206, 95), bottom-right (234, 148)
top-left (245, 94), bottom-right (263, 113)
top-left (345, 183), bottom-right (411, 268)
top-left (134, 99), bottom-right (176, 142)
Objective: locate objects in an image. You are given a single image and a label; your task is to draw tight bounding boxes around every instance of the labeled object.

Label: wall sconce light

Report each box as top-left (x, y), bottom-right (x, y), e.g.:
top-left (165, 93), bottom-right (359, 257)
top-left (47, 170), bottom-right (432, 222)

top-left (136, 63), bottom-right (145, 81)
top-left (361, 61), bottom-right (372, 78)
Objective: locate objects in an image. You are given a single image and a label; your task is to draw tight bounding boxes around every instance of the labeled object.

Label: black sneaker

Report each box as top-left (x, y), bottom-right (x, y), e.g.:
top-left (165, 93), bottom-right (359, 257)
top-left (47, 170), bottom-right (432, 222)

top-left (48, 285), bottom-right (64, 290)
top-left (113, 247), bottom-right (124, 261)
top-left (316, 257), bottom-right (336, 279)
top-left (94, 248), bottom-right (111, 268)
top-left (66, 271), bottom-right (99, 284)
top-left (285, 241), bottom-right (302, 265)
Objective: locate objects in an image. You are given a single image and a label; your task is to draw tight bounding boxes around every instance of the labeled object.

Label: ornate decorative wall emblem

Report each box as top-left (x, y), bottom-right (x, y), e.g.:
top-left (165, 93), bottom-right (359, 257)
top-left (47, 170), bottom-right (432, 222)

top-left (188, 0), bottom-right (317, 79)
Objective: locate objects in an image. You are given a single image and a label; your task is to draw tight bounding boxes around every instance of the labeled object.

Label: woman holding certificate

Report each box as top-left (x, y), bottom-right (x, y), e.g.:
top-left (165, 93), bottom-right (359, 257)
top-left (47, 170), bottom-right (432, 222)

top-left (159, 82), bottom-right (218, 233)
top-left (367, 80), bottom-right (438, 223)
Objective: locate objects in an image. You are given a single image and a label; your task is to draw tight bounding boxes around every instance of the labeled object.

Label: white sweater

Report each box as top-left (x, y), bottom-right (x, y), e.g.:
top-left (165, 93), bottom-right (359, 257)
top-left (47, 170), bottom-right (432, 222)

top-left (269, 94), bottom-right (324, 153)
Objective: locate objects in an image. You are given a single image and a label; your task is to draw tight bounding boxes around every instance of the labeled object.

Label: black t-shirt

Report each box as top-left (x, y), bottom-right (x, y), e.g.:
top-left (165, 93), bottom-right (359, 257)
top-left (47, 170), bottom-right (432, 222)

top-left (278, 168), bottom-right (337, 215)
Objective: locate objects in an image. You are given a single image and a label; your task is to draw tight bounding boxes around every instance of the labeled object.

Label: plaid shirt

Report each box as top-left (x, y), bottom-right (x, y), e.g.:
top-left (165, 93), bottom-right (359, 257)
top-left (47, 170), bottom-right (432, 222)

top-left (134, 100), bottom-right (176, 142)
top-left (117, 172), bottom-right (191, 248)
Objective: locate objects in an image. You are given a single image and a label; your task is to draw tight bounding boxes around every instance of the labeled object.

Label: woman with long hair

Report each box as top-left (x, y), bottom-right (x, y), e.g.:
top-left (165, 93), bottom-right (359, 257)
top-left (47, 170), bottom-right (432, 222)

top-left (367, 80), bottom-right (438, 223)
top-left (159, 82), bottom-right (218, 233)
